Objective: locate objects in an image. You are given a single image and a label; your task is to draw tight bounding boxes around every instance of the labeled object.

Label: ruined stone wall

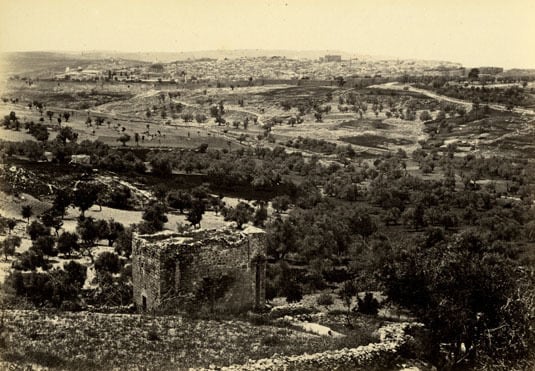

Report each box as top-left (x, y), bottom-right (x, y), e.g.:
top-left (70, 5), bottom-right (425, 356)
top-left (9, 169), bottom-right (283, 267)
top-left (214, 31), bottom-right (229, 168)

top-left (132, 232), bottom-right (191, 311)
top-left (132, 235), bottom-right (162, 311)
top-left (132, 228), bottom-right (266, 313)
top-left (180, 230), bottom-right (266, 312)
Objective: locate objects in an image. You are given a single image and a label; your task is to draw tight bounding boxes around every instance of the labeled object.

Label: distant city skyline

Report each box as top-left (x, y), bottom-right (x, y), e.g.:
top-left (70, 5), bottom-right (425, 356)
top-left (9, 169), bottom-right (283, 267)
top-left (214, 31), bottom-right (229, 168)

top-left (1, 0), bottom-right (534, 69)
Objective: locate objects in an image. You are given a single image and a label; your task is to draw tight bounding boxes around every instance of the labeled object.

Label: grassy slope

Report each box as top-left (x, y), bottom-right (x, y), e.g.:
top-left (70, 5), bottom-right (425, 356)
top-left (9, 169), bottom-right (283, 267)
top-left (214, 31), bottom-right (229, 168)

top-left (1, 310), bottom-right (378, 370)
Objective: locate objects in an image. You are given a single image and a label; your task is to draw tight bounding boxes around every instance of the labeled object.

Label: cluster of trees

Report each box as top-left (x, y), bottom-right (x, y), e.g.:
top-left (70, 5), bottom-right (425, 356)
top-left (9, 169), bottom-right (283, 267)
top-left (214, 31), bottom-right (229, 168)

top-left (149, 186), bottom-right (206, 229)
top-left (279, 97), bottom-right (328, 116)
top-left (222, 201), bottom-right (268, 229)
top-left (261, 169), bottom-right (533, 369)
top-left (140, 141), bottom-right (534, 218)
top-left (2, 110), bottom-right (73, 143)
top-left (142, 145), bottom-right (367, 201)
top-left (376, 228), bottom-right (534, 368)
top-left (158, 186), bottom-right (268, 230)
top-left (266, 200), bottom-right (377, 263)
top-left (2, 111), bottom-right (21, 131)
top-left (157, 185), bottom-right (258, 230)
top-left (284, 137), bottom-right (356, 157)
top-left (210, 100), bottom-right (226, 125)
top-left (50, 182), bottom-right (103, 218)
top-left (460, 154), bottom-right (526, 181)
top-left (15, 215), bottom-right (131, 268)
top-left (138, 201), bottom-right (168, 234)
top-left (6, 261), bottom-right (87, 309)
top-left (5, 204), bottom-right (133, 309)
top-left (336, 90), bottom-right (443, 121)
top-left (0, 131), bottom-right (147, 176)
top-left (432, 85), bottom-right (530, 109)
top-left (27, 122), bottom-right (49, 142)
top-left (1, 235), bottom-right (21, 261)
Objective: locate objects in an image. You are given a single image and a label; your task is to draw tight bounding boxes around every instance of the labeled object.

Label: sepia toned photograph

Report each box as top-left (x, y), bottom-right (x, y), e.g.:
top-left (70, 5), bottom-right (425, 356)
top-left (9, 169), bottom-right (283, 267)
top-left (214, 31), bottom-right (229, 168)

top-left (0, 0), bottom-right (534, 369)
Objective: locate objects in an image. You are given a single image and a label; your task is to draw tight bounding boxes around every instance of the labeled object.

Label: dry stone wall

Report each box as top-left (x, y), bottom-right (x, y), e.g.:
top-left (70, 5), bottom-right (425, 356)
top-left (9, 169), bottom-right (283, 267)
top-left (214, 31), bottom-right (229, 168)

top-left (216, 322), bottom-right (423, 371)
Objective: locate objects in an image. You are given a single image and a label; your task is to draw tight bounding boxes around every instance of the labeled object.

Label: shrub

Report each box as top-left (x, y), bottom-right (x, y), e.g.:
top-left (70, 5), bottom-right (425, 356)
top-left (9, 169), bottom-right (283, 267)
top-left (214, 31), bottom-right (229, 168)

top-left (94, 252), bottom-right (122, 274)
top-left (115, 228), bottom-right (133, 257)
top-left (356, 292), bottom-right (380, 315)
top-left (137, 221), bottom-right (157, 235)
top-left (271, 195), bottom-right (291, 213)
top-left (108, 187), bottom-right (132, 209)
top-left (147, 328), bottom-right (160, 341)
top-left (13, 248), bottom-right (49, 271)
top-left (5, 269), bottom-right (82, 308)
top-left (260, 334), bottom-right (281, 346)
top-left (195, 113), bottom-right (207, 123)
top-left (149, 154), bottom-right (173, 177)
top-left (63, 261), bottom-right (87, 288)
top-left (1, 235), bottom-right (21, 260)
top-left (197, 143), bottom-right (209, 153)
top-left (27, 220), bottom-right (50, 240)
top-left (141, 202), bottom-right (168, 232)
top-left (419, 110), bottom-right (432, 121)
top-left (248, 312), bottom-right (271, 326)
top-left (57, 232), bottom-right (79, 257)
top-left (269, 305), bottom-right (315, 319)
top-left (316, 293), bottom-right (334, 310)
top-left (33, 236), bottom-right (57, 257)
top-left (282, 280), bottom-right (303, 303)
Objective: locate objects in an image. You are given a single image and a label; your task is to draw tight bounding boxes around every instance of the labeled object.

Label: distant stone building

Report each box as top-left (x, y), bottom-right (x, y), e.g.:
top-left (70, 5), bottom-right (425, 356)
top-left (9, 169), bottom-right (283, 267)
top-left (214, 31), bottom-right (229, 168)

top-left (478, 67), bottom-right (504, 75)
top-left (132, 227), bottom-right (267, 313)
top-left (322, 55), bottom-right (342, 63)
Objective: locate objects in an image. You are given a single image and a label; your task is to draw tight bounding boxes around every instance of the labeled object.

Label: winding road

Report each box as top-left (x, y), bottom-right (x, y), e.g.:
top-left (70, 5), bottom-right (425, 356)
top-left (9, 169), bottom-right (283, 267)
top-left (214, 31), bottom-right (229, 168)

top-left (370, 82), bottom-right (535, 116)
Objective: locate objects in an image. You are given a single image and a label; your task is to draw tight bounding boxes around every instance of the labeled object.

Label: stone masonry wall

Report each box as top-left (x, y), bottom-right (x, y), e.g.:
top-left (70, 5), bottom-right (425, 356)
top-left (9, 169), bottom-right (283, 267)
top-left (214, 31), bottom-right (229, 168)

top-left (132, 227), bottom-right (267, 313)
top-left (132, 232), bottom-right (187, 312)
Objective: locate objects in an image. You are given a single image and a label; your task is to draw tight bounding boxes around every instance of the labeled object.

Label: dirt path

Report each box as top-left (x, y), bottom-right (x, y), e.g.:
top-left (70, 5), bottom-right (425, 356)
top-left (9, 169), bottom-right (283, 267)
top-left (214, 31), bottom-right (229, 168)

top-left (370, 82), bottom-right (535, 116)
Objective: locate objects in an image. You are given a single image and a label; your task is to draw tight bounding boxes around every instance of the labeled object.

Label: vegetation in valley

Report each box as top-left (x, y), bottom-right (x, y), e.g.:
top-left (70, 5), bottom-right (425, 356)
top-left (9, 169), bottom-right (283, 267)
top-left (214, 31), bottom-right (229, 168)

top-left (0, 75), bottom-right (534, 370)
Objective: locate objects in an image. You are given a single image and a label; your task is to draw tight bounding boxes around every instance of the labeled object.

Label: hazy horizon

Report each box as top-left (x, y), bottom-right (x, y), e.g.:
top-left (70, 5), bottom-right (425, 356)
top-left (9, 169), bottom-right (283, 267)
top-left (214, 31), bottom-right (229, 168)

top-left (1, 0), bottom-right (534, 69)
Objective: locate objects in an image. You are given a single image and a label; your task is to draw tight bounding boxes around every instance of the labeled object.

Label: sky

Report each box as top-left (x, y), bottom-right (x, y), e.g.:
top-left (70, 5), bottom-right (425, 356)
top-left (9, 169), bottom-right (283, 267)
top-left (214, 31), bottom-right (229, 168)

top-left (0, 0), bottom-right (534, 68)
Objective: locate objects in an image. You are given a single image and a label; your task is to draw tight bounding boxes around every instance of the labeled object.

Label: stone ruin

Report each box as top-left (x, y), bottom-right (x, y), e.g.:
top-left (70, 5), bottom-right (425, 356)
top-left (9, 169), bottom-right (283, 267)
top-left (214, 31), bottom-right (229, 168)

top-left (132, 226), bottom-right (267, 313)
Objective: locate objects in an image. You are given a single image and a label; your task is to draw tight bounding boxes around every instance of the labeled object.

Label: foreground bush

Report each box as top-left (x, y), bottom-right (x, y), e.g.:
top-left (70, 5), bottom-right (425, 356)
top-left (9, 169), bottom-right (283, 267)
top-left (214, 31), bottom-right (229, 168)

top-left (378, 230), bottom-right (534, 368)
top-left (5, 267), bottom-right (85, 308)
